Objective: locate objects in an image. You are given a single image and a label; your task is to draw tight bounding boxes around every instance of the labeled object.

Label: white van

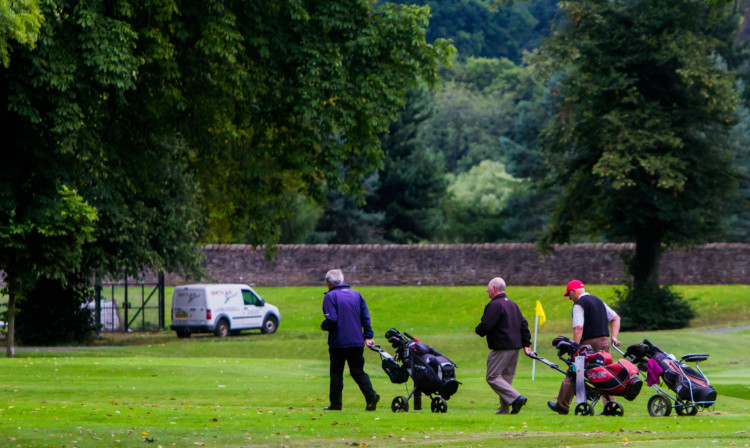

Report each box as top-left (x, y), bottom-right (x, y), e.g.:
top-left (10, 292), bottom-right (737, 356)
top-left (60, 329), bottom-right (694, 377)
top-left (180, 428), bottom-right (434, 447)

top-left (170, 284), bottom-right (281, 338)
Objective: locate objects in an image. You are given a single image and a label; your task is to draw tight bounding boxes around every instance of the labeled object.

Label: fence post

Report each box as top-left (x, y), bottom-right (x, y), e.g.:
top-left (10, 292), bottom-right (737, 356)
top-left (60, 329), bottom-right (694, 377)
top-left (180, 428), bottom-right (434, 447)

top-left (158, 271), bottom-right (165, 330)
top-left (94, 275), bottom-right (102, 335)
top-left (123, 277), bottom-right (129, 333)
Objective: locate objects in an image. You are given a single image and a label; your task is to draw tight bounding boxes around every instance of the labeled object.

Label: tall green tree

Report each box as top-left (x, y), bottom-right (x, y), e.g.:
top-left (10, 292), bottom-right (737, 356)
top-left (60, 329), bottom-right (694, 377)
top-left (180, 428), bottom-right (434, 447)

top-left (441, 160), bottom-right (523, 242)
top-left (1, 0), bottom-right (452, 352)
top-left (0, 0), bottom-right (43, 67)
top-left (309, 176), bottom-right (386, 244)
top-left (0, 186), bottom-right (97, 356)
top-left (721, 104), bottom-right (750, 241)
top-left (389, 0), bottom-right (556, 63)
top-left (536, 0), bottom-right (739, 313)
top-left (178, 1), bottom-right (454, 246)
top-left (373, 85), bottom-right (447, 243)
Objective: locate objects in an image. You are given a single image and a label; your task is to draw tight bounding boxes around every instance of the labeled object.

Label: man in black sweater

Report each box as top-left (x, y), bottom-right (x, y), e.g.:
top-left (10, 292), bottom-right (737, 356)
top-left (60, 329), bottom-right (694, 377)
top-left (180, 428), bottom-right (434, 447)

top-left (475, 277), bottom-right (532, 414)
top-left (547, 279), bottom-right (621, 415)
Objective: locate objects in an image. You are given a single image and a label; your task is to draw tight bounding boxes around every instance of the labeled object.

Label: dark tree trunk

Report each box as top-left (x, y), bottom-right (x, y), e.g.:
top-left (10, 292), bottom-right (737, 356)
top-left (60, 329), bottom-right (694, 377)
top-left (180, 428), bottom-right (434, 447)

top-left (631, 232), bottom-right (662, 294)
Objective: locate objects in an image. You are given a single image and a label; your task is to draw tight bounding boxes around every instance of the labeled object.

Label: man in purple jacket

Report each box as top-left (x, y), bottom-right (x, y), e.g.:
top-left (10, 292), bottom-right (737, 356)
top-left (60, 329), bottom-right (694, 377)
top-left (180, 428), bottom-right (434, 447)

top-left (321, 269), bottom-right (379, 411)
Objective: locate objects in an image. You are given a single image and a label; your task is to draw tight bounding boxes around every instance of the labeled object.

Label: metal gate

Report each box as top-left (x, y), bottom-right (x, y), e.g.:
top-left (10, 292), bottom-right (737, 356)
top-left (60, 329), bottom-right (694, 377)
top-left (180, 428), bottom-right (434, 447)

top-left (92, 272), bottom-right (165, 333)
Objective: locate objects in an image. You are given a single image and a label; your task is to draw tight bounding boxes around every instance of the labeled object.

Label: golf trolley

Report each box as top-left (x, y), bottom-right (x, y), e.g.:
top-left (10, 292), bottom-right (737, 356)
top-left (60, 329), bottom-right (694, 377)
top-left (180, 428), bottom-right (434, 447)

top-left (369, 328), bottom-right (460, 413)
top-left (615, 340), bottom-right (717, 417)
top-left (528, 336), bottom-right (642, 416)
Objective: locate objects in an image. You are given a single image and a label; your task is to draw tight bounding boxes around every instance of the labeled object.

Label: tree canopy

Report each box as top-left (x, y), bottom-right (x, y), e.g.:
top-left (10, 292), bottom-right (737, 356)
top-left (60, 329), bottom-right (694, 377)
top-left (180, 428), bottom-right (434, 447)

top-left (536, 0), bottom-right (740, 293)
top-left (1, 0), bottom-right (453, 354)
top-left (0, 0), bottom-right (43, 67)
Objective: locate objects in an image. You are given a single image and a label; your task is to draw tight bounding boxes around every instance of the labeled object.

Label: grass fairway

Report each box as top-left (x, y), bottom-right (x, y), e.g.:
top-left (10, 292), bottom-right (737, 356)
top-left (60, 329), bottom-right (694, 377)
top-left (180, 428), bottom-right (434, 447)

top-left (1, 285), bottom-right (750, 447)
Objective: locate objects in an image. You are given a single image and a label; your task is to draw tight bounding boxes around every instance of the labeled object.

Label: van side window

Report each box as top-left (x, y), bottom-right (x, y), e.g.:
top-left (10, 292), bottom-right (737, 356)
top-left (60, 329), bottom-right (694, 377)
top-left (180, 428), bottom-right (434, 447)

top-left (242, 290), bottom-right (260, 306)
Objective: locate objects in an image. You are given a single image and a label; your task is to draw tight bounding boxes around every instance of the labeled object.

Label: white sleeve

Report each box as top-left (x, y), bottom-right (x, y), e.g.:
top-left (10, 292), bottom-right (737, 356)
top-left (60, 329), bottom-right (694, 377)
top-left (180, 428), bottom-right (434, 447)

top-left (605, 303), bottom-right (619, 321)
top-left (572, 304), bottom-right (584, 328)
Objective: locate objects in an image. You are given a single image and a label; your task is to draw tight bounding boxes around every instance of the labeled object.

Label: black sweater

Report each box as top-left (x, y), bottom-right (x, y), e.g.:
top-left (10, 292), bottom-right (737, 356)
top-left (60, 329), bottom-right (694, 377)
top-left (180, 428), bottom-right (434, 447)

top-left (475, 293), bottom-right (531, 350)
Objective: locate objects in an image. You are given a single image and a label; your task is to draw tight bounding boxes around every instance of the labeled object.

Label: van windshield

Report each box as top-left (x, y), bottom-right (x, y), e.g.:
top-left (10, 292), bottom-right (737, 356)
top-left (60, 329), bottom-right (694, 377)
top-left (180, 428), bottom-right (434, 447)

top-left (242, 290), bottom-right (262, 306)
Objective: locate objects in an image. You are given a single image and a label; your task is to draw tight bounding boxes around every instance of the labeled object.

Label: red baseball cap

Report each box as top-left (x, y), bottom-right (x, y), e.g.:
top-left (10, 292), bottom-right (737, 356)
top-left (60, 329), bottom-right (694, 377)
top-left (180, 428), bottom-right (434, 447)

top-left (563, 280), bottom-right (585, 296)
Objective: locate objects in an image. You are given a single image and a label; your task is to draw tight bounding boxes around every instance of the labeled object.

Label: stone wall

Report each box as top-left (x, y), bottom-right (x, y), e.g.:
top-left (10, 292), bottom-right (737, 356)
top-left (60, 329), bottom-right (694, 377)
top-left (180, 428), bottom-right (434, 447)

top-left (153, 243), bottom-right (750, 286)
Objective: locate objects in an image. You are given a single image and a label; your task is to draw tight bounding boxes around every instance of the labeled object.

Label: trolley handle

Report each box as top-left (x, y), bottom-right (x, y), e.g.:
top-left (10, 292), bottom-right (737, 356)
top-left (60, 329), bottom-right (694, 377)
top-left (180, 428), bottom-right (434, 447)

top-left (612, 343), bottom-right (626, 356)
top-left (526, 351), bottom-right (567, 374)
top-left (681, 353), bottom-right (709, 363)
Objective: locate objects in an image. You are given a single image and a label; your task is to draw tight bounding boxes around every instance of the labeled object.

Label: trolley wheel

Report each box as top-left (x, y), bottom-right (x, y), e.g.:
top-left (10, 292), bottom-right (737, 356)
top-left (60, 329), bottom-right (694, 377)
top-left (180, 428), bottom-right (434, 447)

top-left (391, 396), bottom-right (409, 413)
top-left (574, 402), bottom-right (593, 416)
top-left (675, 401), bottom-right (698, 416)
top-left (603, 401), bottom-right (624, 417)
top-left (430, 397), bottom-right (448, 413)
top-left (647, 394), bottom-right (672, 417)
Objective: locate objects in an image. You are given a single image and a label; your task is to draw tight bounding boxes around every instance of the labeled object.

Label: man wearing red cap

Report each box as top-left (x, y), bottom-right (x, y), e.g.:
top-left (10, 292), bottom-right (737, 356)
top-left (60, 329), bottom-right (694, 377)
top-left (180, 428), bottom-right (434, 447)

top-left (547, 279), bottom-right (621, 415)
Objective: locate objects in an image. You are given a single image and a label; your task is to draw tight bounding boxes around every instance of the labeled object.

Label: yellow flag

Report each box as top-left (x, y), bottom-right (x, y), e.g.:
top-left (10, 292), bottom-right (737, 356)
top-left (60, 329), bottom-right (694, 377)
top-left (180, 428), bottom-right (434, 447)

top-left (535, 300), bottom-right (546, 326)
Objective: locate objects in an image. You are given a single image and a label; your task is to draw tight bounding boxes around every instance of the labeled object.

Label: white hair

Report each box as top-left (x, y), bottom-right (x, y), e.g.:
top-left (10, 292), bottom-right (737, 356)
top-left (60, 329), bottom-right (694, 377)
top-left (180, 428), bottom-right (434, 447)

top-left (489, 277), bottom-right (506, 292)
top-left (325, 269), bottom-right (344, 285)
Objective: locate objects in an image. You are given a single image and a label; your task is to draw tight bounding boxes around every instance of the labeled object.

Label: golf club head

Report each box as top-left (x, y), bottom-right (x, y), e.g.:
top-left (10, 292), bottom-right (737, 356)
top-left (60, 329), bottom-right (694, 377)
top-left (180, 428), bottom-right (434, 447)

top-left (385, 328), bottom-right (402, 339)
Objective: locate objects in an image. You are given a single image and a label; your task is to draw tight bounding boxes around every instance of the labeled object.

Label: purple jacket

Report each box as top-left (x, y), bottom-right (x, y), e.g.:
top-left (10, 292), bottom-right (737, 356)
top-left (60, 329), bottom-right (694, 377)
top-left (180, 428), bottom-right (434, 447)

top-left (321, 284), bottom-right (374, 348)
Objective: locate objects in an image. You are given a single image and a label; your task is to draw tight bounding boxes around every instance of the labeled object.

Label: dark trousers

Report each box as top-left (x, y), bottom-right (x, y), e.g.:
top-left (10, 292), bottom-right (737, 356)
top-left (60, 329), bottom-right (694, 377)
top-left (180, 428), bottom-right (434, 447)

top-left (329, 346), bottom-right (377, 409)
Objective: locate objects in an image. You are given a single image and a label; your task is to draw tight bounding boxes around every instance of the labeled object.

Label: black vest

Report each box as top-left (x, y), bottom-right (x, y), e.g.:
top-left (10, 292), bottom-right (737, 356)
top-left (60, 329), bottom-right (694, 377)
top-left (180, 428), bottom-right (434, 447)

top-left (576, 294), bottom-right (609, 341)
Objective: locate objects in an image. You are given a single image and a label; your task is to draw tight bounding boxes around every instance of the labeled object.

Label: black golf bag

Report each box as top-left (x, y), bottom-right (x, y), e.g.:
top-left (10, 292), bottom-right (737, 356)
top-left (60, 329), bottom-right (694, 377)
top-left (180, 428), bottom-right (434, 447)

top-left (406, 339), bottom-right (460, 398)
top-left (625, 339), bottom-right (717, 408)
top-left (370, 328), bottom-right (460, 412)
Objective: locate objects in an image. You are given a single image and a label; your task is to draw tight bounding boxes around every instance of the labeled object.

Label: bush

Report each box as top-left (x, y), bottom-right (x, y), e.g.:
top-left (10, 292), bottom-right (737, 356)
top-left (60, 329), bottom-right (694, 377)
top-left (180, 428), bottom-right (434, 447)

top-left (612, 282), bottom-right (696, 331)
top-left (16, 273), bottom-right (98, 345)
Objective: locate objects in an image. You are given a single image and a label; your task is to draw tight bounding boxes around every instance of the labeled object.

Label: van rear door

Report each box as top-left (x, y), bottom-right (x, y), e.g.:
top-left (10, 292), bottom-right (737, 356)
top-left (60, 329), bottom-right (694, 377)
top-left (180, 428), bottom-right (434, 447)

top-left (172, 287), bottom-right (206, 325)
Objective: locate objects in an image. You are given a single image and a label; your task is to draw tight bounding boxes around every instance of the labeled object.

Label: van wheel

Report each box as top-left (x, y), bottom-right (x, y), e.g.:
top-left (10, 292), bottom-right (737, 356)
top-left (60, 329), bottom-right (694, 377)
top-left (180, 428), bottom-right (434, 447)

top-left (261, 316), bottom-right (278, 334)
top-left (176, 329), bottom-right (191, 339)
top-left (214, 319), bottom-right (230, 338)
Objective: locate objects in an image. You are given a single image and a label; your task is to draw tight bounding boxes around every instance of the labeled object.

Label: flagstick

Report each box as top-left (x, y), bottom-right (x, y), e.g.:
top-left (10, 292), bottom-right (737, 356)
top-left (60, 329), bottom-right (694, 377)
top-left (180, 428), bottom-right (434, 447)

top-left (532, 314), bottom-right (539, 380)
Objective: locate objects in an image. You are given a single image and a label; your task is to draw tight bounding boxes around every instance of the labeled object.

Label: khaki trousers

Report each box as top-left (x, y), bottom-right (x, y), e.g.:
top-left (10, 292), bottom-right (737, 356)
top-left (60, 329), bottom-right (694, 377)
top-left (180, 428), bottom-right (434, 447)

top-left (486, 349), bottom-right (521, 414)
top-left (555, 336), bottom-right (610, 411)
